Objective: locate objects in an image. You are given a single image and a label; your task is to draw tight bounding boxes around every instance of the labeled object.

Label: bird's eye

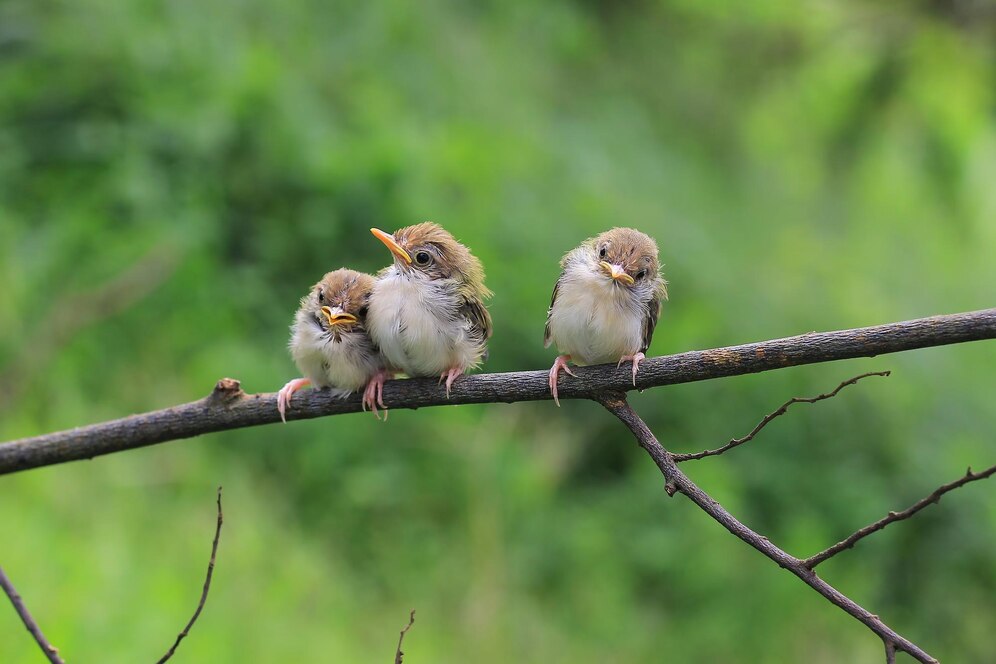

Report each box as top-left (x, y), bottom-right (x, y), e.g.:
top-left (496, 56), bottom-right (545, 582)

top-left (358, 305), bottom-right (368, 318)
top-left (414, 251), bottom-right (432, 265)
top-left (636, 270), bottom-right (647, 280)
top-left (317, 290), bottom-right (325, 303)
top-left (599, 246), bottom-right (607, 258)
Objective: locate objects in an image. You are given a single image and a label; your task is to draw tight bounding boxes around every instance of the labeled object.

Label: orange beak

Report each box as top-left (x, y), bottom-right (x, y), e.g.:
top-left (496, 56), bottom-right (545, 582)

top-left (599, 261), bottom-right (635, 286)
top-left (320, 306), bottom-right (358, 327)
top-left (370, 228), bottom-right (412, 264)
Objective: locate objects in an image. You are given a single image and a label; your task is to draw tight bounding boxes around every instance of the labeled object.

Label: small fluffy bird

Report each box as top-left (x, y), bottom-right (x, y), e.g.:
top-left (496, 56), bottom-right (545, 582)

top-left (367, 222), bottom-right (492, 396)
top-left (277, 269), bottom-right (388, 421)
top-left (544, 227), bottom-right (667, 406)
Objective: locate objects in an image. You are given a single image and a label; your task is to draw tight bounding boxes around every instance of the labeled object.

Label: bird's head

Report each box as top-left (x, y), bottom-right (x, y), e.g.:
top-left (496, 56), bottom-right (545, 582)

top-left (304, 269), bottom-right (375, 337)
top-left (370, 222), bottom-right (491, 297)
top-left (588, 227), bottom-right (666, 298)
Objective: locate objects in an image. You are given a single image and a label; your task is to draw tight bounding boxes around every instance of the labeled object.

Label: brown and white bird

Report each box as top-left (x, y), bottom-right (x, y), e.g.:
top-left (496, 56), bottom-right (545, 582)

top-left (367, 222), bottom-right (492, 396)
top-left (544, 227), bottom-right (667, 406)
top-left (277, 269), bottom-right (389, 421)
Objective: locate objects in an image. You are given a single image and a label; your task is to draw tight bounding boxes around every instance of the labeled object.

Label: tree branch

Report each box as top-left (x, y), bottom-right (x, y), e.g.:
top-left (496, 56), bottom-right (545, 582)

top-left (674, 371), bottom-right (891, 462)
top-left (394, 609), bottom-right (415, 664)
top-left (0, 565), bottom-right (65, 664)
top-left (1, 309), bottom-right (993, 476)
top-left (595, 393), bottom-right (940, 664)
top-left (803, 464), bottom-right (996, 569)
top-left (156, 486), bottom-right (224, 664)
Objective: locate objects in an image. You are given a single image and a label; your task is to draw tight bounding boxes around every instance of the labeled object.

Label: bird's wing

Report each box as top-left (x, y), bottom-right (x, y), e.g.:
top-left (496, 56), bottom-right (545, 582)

top-left (543, 275), bottom-right (562, 349)
top-left (461, 296), bottom-right (493, 343)
top-left (641, 293), bottom-right (662, 353)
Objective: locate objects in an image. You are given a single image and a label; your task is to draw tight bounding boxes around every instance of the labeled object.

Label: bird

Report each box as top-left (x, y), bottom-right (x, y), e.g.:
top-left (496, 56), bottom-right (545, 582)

top-left (366, 222), bottom-right (492, 397)
top-left (544, 227), bottom-right (667, 406)
top-left (277, 268), bottom-right (390, 422)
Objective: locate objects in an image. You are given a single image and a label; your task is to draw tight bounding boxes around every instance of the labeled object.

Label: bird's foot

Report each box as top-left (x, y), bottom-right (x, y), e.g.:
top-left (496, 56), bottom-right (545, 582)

top-left (277, 377), bottom-right (312, 423)
top-left (362, 370), bottom-right (392, 420)
top-left (548, 355), bottom-right (576, 407)
top-left (617, 351), bottom-right (646, 386)
top-left (439, 366), bottom-right (464, 398)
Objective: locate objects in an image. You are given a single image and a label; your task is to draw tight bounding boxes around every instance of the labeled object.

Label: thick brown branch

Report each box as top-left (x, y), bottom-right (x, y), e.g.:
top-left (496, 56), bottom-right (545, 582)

top-left (804, 464), bottom-right (996, 569)
top-left (0, 565), bottom-right (65, 664)
top-left (157, 486), bottom-right (224, 664)
top-left (674, 371), bottom-right (890, 462)
top-left (0, 309), bottom-right (992, 476)
top-left (394, 609), bottom-right (415, 664)
top-left (596, 394), bottom-right (939, 664)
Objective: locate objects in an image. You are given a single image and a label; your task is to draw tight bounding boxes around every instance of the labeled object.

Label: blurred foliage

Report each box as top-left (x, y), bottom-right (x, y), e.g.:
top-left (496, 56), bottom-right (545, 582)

top-left (1, 0), bottom-right (995, 661)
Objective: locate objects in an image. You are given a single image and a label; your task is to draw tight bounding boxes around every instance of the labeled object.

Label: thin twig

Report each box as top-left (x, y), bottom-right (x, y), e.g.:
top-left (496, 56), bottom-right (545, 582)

top-left (2, 308), bottom-right (994, 476)
top-left (804, 464), bottom-right (996, 569)
top-left (157, 486), bottom-right (224, 664)
top-left (674, 371), bottom-right (890, 462)
top-left (595, 393), bottom-right (940, 664)
top-left (394, 609), bottom-right (415, 664)
top-left (886, 640), bottom-right (897, 664)
top-left (0, 565), bottom-right (65, 664)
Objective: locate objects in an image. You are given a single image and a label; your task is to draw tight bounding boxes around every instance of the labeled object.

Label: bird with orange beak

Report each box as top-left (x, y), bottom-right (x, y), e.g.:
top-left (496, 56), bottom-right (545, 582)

top-left (367, 223), bottom-right (493, 398)
top-left (545, 228), bottom-right (667, 406)
top-left (277, 269), bottom-right (388, 421)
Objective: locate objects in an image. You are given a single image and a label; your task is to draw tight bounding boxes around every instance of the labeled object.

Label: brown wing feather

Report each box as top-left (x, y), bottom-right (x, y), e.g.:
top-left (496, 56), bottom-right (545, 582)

top-left (462, 297), bottom-right (493, 343)
top-left (641, 294), bottom-right (661, 353)
top-left (543, 276), bottom-right (562, 348)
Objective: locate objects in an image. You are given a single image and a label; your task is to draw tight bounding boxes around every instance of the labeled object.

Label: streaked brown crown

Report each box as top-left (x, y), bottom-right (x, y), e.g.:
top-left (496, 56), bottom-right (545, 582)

top-left (310, 268), bottom-right (375, 321)
top-left (590, 227), bottom-right (661, 283)
top-left (392, 222), bottom-right (492, 299)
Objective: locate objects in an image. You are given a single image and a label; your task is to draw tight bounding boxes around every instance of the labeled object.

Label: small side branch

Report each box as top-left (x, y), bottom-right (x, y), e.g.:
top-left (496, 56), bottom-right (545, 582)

top-left (0, 565), bottom-right (65, 664)
top-left (674, 371), bottom-right (890, 462)
top-left (156, 486), bottom-right (225, 664)
top-left (804, 464), bottom-right (996, 569)
top-left (394, 609), bottom-right (416, 664)
top-left (595, 394), bottom-right (938, 664)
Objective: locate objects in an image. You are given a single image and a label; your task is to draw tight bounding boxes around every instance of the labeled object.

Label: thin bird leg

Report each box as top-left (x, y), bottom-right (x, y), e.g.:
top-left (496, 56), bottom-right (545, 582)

top-left (548, 354), bottom-right (577, 407)
top-left (362, 370), bottom-right (392, 420)
top-left (440, 367), bottom-right (464, 398)
top-left (277, 377), bottom-right (311, 423)
top-left (617, 351), bottom-right (646, 386)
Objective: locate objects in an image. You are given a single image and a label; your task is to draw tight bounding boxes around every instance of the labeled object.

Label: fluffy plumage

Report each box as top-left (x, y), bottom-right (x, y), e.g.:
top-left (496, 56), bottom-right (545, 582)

top-left (367, 222), bottom-right (492, 395)
top-left (545, 227), bottom-right (667, 405)
top-left (277, 269), bottom-right (385, 421)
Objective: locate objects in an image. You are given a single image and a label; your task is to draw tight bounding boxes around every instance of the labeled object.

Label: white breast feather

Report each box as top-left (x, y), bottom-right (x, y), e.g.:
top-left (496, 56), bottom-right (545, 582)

top-left (547, 259), bottom-right (646, 366)
top-left (368, 270), bottom-right (483, 376)
top-left (289, 312), bottom-right (380, 395)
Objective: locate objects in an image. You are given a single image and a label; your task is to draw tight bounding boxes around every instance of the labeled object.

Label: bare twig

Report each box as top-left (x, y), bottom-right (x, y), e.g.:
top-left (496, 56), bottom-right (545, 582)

top-left (804, 464), bottom-right (996, 569)
top-left (596, 393), bottom-right (939, 664)
top-left (674, 371), bottom-right (890, 462)
top-left (1, 309), bottom-right (994, 476)
top-left (0, 565), bottom-right (65, 664)
top-left (156, 486), bottom-right (224, 664)
top-left (394, 609), bottom-right (416, 664)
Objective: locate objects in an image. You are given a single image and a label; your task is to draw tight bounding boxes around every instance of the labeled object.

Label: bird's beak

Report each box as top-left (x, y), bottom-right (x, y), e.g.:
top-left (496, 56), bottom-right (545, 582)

top-left (321, 306), bottom-right (358, 327)
top-left (370, 228), bottom-right (412, 264)
top-left (599, 261), bottom-right (635, 286)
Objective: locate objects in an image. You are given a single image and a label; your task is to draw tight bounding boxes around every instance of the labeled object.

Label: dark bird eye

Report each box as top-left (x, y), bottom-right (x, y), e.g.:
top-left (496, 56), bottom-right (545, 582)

top-left (599, 246), bottom-right (607, 258)
top-left (358, 305), bottom-right (368, 318)
top-left (415, 251), bottom-right (432, 265)
top-left (636, 270), bottom-right (647, 280)
top-left (317, 290), bottom-right (325, 303)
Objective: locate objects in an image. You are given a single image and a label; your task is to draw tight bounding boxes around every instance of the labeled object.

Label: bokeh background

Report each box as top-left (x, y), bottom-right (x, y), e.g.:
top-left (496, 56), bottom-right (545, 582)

top-left (1, 1), bottom-right (994, 662)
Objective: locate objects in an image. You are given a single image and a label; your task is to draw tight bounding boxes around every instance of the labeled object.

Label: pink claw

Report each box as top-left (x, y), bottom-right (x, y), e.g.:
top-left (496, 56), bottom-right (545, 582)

top-left (439, 367), bottom-right (464, 398)
top-left (277, 377), bottom-right (312, 423)
top-left (548, 354), bottom-right (576, 407)
top-left (362, 370), bottom-right (392, 420)
top-left (616, 351), bottom-right (646, 386)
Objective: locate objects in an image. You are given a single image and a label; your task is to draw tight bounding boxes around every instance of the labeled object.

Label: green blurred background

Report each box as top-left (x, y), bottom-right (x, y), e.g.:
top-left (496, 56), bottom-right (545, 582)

top-left (1, 1), bottom-right (994, 661)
